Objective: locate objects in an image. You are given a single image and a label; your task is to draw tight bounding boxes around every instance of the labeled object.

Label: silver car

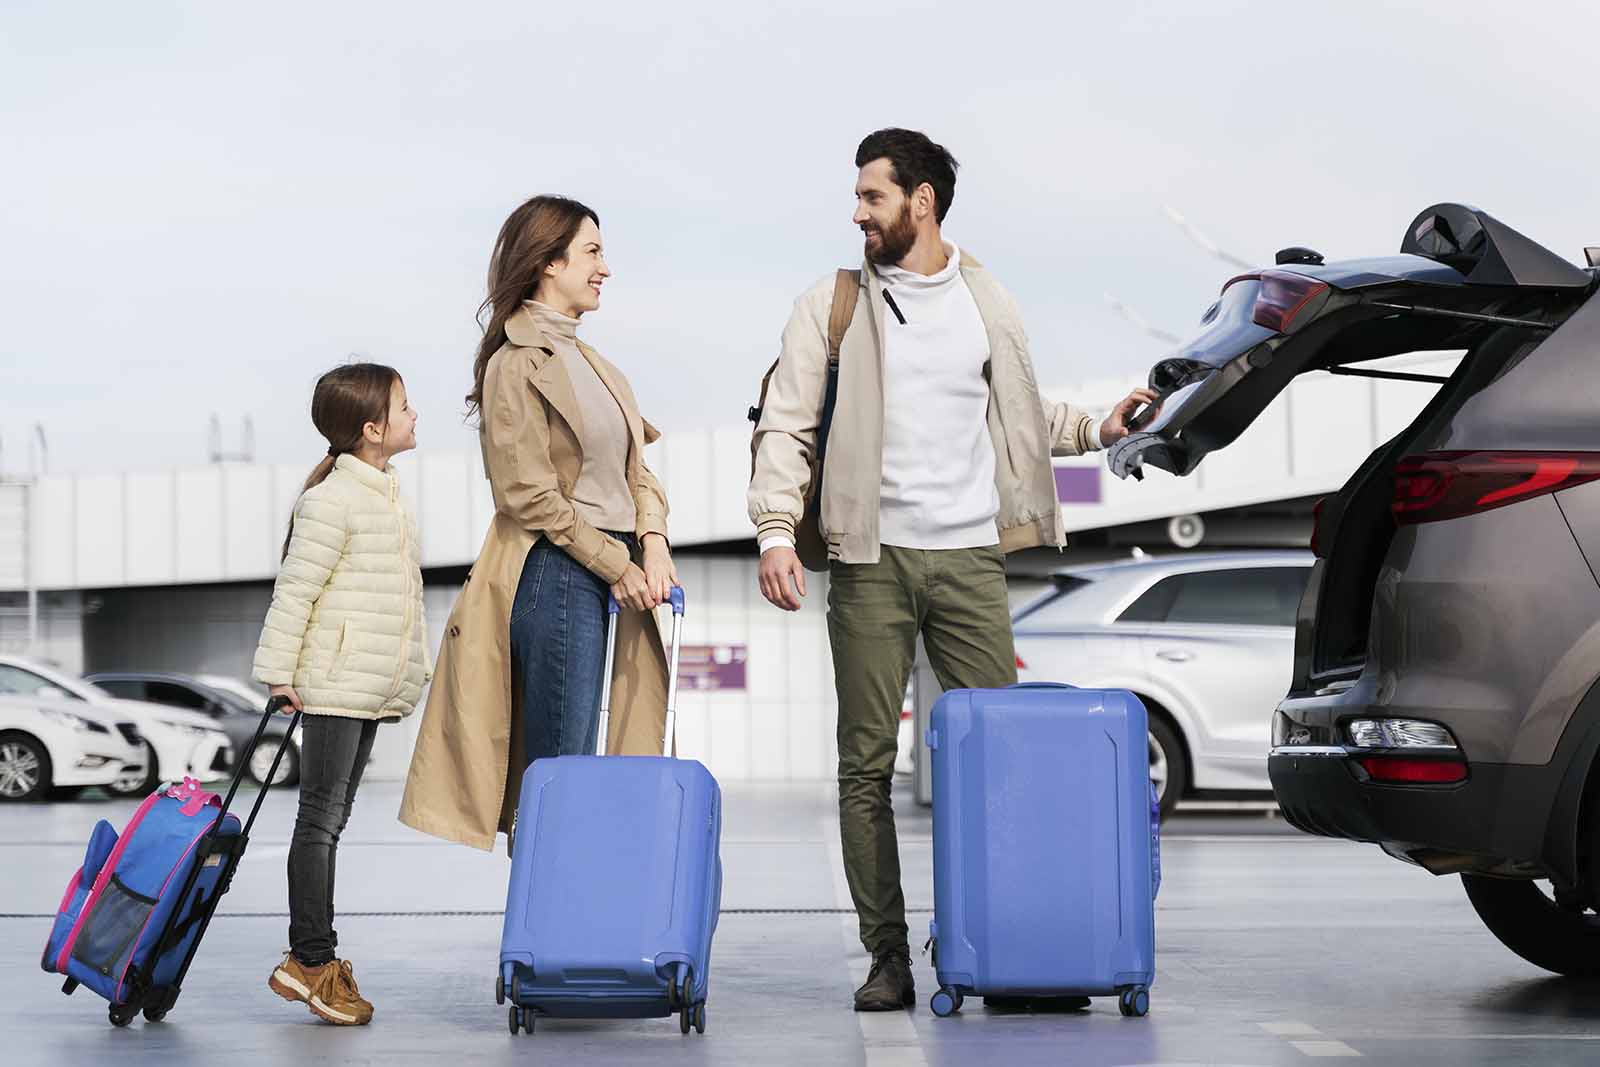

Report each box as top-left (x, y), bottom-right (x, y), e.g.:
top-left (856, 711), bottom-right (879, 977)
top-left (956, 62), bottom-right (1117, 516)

top-left (1011, 551), bottom-right (1312, 817)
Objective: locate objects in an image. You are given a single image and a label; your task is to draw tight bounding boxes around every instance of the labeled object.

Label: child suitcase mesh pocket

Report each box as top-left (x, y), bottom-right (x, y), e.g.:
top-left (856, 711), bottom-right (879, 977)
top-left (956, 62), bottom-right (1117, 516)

top-left (71, 876), bottom-right (158, 977)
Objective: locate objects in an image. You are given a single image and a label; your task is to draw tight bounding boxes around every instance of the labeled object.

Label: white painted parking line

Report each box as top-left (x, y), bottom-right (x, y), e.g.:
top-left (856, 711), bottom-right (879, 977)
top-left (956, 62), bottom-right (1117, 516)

top-left (823, 816), bottom-right (928, 1067)
top-left (1290, 1040), bottom-right (1362, 1057)
top-left (1259, 1021), bottom-right (1321, 1036)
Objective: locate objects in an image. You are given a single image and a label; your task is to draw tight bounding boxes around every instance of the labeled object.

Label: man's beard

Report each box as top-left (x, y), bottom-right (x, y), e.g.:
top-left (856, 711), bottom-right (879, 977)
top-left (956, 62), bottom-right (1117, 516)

top-left (863, 202), bottom-right (916, 266)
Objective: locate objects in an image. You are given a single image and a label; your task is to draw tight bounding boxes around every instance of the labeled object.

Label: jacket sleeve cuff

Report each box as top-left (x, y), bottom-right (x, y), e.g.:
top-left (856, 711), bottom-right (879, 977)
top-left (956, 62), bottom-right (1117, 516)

top-left (590, 536), bottom-right (633, 585)
top-left (1087, 417), bottom-right (1104, 452)
top-left (756, 512), bottom-right (798, 542)
top-left (253, 666), bottom-right (293, 687)
top-left (635, 510), bottom-right (670, 545)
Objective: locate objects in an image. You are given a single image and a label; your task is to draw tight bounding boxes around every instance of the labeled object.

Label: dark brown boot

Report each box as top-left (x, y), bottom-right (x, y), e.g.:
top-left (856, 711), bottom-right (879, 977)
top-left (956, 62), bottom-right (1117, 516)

top-left (853, 951), bottom-right (915, 1012)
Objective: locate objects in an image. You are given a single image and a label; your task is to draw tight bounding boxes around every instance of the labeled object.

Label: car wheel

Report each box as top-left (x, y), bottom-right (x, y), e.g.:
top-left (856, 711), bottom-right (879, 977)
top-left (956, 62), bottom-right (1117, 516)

top-left (249, 738), bottom-right (300, 787)
top-left (0, 734), bottom-right (51, 801)
top-left (107, 742), bottom-right (159, 798)
top-left (1147, 714), bottom-right (1186, 821)
top-left (1462, 874), bottom-right (1600, 977)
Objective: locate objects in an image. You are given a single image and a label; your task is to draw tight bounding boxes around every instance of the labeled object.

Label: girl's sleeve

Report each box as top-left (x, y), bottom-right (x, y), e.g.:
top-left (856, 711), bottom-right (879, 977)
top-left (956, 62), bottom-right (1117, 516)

top-left (252, 493), bottom-right (348, 686)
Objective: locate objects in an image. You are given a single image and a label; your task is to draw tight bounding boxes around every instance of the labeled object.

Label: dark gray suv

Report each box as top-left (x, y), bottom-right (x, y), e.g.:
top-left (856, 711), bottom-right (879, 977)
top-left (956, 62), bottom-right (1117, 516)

top-left (1111, 203), bottom-right (1600, 977)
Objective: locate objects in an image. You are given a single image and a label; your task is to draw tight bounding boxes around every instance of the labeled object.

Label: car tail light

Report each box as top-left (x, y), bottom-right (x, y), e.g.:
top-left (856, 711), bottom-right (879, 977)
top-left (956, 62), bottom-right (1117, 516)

top-left (1222, 270), bottom-right (1329, 333)
top-left (1310, 496), bottom-right (1328, 557)
top-left (1357, 757), bottom-right (1468, 784)
top-left (1392, 451), bottom-right (1600, 525)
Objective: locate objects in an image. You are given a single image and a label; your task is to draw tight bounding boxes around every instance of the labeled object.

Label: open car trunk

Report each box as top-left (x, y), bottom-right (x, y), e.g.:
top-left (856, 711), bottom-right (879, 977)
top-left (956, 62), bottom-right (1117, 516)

top-left (1109, 204), bottom-right (1593, 689)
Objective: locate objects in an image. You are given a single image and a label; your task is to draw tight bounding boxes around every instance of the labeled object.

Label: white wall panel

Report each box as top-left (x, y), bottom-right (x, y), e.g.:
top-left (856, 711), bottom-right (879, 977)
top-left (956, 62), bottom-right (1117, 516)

top-left (74, 474), bottom-right (125, 587)
top-left (124, 472), bottom-right (176, 586)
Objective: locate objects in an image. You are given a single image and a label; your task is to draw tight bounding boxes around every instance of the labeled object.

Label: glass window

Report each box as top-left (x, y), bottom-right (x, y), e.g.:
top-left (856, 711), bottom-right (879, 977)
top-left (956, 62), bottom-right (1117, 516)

top-left (94, 679), bottom-right (148, 701)
top-left (0, 665), bottom-right (82, 699)
top-left (145, 681), bottom-right (214, 713)
top-left (1010, 577), bottom-right (1094, 628)
top-left (1119, 567), bottom-right (1309, 627)
top-left (1118, 576), bottom-right (1182, 624)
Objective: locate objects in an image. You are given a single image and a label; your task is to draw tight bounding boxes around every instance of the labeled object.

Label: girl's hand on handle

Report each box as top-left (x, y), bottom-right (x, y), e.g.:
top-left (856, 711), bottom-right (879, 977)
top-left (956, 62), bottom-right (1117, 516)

top-left (269, 684), bottom-right (303, 713)
top-left (640, 533), bottom-right (678, 607)
top-left (610, 562), bottom-right (658, 612)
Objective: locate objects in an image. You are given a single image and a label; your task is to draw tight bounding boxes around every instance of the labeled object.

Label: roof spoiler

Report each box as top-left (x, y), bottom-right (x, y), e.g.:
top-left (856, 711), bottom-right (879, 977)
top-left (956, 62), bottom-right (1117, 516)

top-left (1401, 203), bottom-right (1591, 289)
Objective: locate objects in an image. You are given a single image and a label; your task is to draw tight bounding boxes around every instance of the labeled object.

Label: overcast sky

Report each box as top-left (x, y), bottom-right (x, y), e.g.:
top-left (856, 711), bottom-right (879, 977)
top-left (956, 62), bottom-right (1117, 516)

top-left (5, 0), bottom-right (1599, 475)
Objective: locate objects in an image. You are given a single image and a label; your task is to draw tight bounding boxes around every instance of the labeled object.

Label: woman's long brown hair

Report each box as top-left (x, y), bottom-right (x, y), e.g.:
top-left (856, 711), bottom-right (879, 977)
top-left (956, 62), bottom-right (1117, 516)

top-left (465, 195), bottom-right (600, 420)
top-left (282, 362), bottom-right (400, 560)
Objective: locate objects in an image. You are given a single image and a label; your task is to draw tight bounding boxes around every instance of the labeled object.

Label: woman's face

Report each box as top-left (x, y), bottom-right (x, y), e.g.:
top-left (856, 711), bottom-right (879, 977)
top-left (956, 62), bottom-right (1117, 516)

top-left (539, 217), bottom-right (610, 317)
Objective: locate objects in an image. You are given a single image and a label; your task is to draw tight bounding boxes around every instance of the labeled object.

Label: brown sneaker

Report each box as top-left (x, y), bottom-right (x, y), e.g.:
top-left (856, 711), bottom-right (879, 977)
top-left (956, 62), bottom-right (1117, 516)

top-left (333, 959), bottom-right (375, 1022)
top-left (268, 953), bottom-right (372, 1026)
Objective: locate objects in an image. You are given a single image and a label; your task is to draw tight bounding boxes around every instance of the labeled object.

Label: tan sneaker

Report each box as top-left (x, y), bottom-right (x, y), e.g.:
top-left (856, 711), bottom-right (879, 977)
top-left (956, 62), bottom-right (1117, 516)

top-left (333, 959), bottom-right (375, 1022)
top-left (269, 953), bottom-right (373, 1026)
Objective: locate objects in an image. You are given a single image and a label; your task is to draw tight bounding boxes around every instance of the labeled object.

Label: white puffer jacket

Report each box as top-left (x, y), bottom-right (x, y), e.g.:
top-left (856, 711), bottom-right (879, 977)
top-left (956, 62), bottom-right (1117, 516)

top-left (252, 455), bottom-right (431, 720)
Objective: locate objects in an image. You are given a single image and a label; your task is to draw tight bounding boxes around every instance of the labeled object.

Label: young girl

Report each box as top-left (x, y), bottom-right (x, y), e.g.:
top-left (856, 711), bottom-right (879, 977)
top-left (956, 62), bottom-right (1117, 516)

top-left (252, 362), bottom-right (429, 1026)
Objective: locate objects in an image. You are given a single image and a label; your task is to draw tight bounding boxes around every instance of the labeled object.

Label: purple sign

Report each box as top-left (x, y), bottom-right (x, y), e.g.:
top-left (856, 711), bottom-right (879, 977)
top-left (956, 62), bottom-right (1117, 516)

top-left (678, 644), bottom-right (748, 691)
top-left (1054, 466), bottom-right (1102, 504)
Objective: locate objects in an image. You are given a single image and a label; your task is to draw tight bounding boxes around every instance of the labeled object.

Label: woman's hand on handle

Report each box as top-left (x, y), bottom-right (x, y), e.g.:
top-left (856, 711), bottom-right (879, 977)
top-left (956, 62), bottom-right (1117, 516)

top-left (610, 562), bottom-right (658, 612)
top-left (640, 533), bottom-right (677, 608)
top-left (268, 684), bottom-right (303, 713)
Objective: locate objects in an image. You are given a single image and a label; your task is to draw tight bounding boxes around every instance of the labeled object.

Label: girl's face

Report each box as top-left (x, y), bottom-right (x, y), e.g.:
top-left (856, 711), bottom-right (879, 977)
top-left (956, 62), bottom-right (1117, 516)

top-left (374, 379), bottom-right (417, 458)
top-left (538, 217), bottom-right (610, 317)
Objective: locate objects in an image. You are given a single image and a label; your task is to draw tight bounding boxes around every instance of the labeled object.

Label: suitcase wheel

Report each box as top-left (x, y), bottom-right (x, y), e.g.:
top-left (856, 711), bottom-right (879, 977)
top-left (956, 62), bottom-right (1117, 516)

top-left (693, 1002), bottom-right (706, 1035)
top-left (495, 973), bottom-right (505, 1006)
top-left (1117, 987), bottom-right (1150, 1018)
top-left (509, 1005), bottom-right (533, 1035)
top-left (108, 1003), bottom-right (137, 1028)
top-left (143, 1006), bottom-right (169, 1024)
top-left (930, 988), bottom-right (963, 1018)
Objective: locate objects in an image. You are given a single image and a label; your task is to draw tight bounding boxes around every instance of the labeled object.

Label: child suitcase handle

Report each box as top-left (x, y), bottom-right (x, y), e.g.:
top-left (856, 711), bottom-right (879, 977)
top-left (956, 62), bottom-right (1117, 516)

top-left (597, 587), bottom-right (686, 757)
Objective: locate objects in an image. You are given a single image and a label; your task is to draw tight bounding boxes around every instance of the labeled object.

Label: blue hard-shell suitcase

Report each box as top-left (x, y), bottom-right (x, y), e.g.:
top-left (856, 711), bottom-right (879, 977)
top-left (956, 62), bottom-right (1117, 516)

top-left (926, 682), bottom-right (1158, 1018)
top-left (498, 587), bottom-right (723, 1036)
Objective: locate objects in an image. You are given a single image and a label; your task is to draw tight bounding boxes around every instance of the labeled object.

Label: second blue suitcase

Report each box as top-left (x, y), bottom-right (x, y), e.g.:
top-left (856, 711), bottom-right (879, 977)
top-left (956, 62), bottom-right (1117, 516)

top-left (498, 587), bottom-right (722, 1036)
top-left (926, 683), bottom-right (1157, 1018)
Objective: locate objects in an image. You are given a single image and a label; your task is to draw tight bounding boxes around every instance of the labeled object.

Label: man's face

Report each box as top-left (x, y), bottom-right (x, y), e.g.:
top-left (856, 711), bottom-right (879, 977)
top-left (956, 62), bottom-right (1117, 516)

top-left (853, 158), bottom-right (917, 266)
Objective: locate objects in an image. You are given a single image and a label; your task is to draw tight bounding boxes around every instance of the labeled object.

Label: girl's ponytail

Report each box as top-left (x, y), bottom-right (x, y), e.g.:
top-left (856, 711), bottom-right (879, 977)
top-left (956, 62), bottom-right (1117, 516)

top-left (280, 451), bottom-right (340, 561)
top-left (279, 364), bottom-right (402, 562)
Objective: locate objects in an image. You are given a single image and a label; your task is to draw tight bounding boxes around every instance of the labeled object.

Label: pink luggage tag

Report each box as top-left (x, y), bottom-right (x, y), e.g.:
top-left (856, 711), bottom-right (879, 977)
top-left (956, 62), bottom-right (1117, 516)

top-left (164, 776), bottom-right (218, 817)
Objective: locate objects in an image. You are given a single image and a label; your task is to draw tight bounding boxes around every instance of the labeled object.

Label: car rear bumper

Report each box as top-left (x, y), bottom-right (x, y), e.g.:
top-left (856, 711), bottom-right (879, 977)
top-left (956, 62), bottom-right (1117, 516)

top-left (1268, 746), bottom-right (1553, 873)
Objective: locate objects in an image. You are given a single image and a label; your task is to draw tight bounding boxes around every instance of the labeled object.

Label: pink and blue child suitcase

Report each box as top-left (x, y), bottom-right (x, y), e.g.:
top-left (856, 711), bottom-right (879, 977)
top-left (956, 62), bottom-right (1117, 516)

top-left (926, 682), bottom-right (1158, 1018)
top-left (498, 586), bottom-right (723, 1036)
top-left (41, 697), bottom-right (302, 1026)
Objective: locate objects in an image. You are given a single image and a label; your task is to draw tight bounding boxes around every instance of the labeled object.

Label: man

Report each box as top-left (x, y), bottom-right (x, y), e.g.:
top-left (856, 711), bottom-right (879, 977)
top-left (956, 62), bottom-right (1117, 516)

top-left (748, 128), bottom-right (1157, 1012)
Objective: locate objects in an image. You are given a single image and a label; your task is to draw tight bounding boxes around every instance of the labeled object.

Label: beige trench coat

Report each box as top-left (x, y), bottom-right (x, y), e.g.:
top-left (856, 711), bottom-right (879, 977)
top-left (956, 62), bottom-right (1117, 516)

top-left (399, 305), bottom-right (672, 852)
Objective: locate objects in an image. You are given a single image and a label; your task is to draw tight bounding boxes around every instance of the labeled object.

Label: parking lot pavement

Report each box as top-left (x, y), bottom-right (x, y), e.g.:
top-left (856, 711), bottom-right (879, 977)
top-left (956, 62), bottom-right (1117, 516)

top-left (7, 781), bottom-right (1600, 1066)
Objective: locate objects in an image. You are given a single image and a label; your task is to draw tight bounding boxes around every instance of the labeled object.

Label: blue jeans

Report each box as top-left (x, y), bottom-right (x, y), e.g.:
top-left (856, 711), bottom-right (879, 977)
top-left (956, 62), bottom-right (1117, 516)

top-left (509, 534), bottom-right (632, 764)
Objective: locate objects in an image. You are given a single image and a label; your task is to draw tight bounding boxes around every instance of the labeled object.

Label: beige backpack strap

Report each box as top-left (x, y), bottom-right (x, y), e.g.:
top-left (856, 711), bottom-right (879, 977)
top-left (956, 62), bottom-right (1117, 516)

top-left (826, 269), bottom-right (860, 364)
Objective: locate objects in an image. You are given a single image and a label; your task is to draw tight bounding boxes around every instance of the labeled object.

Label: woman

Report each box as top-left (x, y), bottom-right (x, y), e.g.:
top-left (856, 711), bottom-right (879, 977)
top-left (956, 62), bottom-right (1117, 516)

top-left (400, 195), bottom-right (678, 852)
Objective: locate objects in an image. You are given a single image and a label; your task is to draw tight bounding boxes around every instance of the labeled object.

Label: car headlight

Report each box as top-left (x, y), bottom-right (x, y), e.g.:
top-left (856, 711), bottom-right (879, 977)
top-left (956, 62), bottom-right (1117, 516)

top-left (41, 709), bottom-right (106, 733)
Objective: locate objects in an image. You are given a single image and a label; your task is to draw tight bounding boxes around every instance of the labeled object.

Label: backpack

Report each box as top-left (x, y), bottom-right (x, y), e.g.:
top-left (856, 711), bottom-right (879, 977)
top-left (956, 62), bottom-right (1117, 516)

top-left (748, 269), bottom-right (860, 571)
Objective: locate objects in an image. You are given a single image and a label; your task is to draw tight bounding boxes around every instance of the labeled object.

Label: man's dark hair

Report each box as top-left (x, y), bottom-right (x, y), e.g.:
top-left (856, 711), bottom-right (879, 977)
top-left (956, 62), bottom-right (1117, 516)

top-left (855, 128), bottom-right (959, 224)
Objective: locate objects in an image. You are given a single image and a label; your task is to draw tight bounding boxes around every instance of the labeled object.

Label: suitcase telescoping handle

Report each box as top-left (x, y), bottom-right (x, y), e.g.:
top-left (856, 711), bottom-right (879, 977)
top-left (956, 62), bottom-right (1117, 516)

top-left (596, 586), bottom-right (686, 758)
top-left (214, 695), bottom-right (304, 835)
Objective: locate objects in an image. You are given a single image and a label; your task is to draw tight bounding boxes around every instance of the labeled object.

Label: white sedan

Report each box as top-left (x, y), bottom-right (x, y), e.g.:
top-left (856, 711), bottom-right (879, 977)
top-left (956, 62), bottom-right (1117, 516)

top-left (0, 695), bottom-right (146, 801)
top-left (1011, 550), bottom-right (1313, 818)
top-left (0, 656), bottom-right (233, 797)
